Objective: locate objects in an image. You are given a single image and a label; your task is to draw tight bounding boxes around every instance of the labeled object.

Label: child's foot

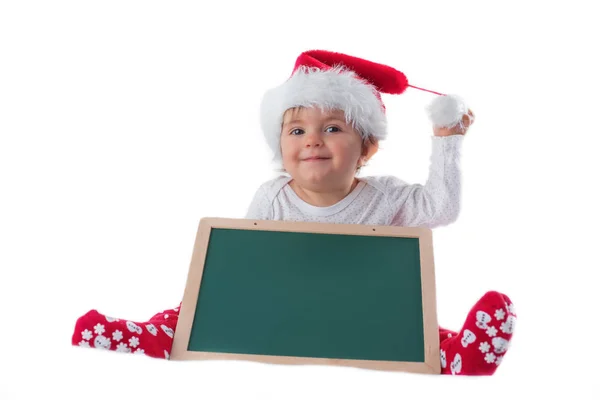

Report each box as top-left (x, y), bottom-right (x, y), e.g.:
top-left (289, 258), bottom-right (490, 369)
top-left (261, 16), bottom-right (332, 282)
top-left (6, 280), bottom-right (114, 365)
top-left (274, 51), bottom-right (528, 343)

top-left (71, 306), bottom-right (180, 360)
top-left (439, 291), bottom-right (516, 376)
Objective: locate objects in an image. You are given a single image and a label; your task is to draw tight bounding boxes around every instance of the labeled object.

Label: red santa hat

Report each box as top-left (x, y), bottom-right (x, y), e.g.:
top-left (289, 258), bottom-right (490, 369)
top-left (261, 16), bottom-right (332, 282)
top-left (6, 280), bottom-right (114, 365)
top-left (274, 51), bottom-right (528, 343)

top-left (259, 49), bottom-right (469, 163)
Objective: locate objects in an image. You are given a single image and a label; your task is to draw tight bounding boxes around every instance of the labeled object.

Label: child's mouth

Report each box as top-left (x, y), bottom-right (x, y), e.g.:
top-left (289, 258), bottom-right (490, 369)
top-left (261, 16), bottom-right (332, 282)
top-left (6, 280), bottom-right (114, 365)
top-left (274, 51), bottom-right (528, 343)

top-left (303, 157), bottom-right (330, 161)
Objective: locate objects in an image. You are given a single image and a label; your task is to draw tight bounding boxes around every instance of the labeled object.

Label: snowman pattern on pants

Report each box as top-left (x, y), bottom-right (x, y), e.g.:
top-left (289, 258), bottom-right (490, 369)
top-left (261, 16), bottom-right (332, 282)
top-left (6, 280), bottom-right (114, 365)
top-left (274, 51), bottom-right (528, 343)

top-left (76, 310), bottom-right (177, 359)
top-left (443, 301), bottom-right (516, 374)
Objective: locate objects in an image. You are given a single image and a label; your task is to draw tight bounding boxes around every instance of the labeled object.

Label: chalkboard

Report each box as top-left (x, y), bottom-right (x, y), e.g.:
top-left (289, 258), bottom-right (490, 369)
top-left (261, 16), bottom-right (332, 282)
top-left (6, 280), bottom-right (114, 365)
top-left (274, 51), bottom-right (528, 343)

top-left (171, 217), bottom-right (440, 374)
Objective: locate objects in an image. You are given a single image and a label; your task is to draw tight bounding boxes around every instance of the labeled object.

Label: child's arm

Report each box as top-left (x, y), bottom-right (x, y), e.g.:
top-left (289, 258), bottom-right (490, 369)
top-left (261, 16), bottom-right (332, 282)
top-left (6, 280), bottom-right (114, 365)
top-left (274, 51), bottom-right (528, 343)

top-left (388, 110), bottom-right (474, 228)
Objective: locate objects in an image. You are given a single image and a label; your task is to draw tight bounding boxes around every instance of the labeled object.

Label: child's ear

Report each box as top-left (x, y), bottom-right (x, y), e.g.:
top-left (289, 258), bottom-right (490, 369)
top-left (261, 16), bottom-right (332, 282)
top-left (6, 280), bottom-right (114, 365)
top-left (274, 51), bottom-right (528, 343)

top-left (361, 139), bottom-right (379, 164)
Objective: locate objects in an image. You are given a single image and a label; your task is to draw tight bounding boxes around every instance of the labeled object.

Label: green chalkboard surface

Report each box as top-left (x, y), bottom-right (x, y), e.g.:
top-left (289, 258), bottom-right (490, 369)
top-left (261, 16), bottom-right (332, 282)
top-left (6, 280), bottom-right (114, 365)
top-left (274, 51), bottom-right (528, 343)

top-left (172, 218), bottom-right (440, 374)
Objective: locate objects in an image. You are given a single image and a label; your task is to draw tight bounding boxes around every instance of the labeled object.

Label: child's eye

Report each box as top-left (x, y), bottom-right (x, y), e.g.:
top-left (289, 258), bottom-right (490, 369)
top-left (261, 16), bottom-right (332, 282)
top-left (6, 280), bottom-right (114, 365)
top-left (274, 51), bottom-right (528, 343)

top-left (290, 128), bottom-right (304, 135)
top-left (325, 126), bottom-right (341, 133)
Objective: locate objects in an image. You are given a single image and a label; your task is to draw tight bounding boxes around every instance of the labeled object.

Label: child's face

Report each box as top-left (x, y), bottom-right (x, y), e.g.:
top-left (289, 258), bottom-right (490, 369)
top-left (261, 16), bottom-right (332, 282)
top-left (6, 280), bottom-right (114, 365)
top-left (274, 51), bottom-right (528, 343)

top-left (280, 107), bottom-right (369, 191)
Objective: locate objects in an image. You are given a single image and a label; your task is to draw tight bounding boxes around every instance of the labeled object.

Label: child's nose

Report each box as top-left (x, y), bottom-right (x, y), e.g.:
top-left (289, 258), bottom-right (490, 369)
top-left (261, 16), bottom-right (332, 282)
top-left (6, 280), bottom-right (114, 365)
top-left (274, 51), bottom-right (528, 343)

top-left (304, 130), bottom-right (324, 147)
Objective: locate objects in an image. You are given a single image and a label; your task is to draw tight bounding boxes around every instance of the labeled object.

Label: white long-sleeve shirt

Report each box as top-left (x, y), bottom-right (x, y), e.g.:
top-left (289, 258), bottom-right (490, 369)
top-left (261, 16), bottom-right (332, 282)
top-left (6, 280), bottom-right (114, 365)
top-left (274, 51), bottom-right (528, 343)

top-left (245, 135), bottom-right (463, 228)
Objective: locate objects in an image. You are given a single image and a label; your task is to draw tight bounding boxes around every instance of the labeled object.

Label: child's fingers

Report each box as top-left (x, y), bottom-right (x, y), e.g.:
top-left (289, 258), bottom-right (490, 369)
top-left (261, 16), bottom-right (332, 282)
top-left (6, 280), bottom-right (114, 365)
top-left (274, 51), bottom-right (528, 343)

top-left (460, 110), bottom-right (475, 132)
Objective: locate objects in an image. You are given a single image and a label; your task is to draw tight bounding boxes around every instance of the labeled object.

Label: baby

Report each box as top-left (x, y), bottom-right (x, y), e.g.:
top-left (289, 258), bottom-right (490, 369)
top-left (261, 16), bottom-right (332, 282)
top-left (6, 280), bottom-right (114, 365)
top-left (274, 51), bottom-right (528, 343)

top-left (72, 49), bottom-right (516, 376)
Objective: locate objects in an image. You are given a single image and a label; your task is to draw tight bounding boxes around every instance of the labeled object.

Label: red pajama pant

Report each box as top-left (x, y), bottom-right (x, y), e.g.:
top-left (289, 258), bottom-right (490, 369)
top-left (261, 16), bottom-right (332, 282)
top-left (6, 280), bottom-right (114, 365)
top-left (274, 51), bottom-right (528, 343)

top-left (72, 290), bottom-right (516, 375)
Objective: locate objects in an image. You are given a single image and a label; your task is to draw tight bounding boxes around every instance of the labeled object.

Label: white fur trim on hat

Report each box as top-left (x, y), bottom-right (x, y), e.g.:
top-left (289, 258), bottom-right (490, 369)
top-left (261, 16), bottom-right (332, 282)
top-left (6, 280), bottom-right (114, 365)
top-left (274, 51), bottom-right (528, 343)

top-left (259, 65), bottom-right (387, 164)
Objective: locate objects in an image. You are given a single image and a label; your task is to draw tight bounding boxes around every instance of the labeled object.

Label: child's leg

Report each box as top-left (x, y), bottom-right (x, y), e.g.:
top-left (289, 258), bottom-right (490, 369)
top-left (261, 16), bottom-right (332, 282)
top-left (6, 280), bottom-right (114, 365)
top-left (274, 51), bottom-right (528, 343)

top-left (73, 292), bottom-right (516, 373)
top-left (439, 291), bottom-right (516, 375)
top-left (72, 303), bottom-right (181, 359)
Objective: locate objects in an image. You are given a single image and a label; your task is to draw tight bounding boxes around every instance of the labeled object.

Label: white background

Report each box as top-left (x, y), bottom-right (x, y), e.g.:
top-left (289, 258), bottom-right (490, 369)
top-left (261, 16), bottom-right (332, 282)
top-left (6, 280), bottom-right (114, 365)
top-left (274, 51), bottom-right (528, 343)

top-left (1, 1), bottom-right (598, 398)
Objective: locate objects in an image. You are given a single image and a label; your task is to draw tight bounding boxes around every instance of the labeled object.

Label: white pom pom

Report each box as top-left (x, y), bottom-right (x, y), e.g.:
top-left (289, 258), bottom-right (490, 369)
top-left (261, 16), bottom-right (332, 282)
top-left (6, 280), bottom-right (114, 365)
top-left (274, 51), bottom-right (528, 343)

top-left (426, 94), bottom-right (469, 128)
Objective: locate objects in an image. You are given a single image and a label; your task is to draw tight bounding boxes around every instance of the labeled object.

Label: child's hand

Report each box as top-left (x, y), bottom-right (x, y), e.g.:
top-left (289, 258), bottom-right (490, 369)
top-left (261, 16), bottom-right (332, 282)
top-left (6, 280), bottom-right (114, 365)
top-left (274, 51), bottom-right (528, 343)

top-left (433, 109), bottom-right (475, 137)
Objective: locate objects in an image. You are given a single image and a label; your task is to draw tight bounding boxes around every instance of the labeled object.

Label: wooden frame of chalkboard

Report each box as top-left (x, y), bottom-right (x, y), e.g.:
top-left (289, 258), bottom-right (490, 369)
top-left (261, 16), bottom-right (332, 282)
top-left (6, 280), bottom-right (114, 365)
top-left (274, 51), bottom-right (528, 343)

top-left (171, 217), bottom-right (440, 374)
